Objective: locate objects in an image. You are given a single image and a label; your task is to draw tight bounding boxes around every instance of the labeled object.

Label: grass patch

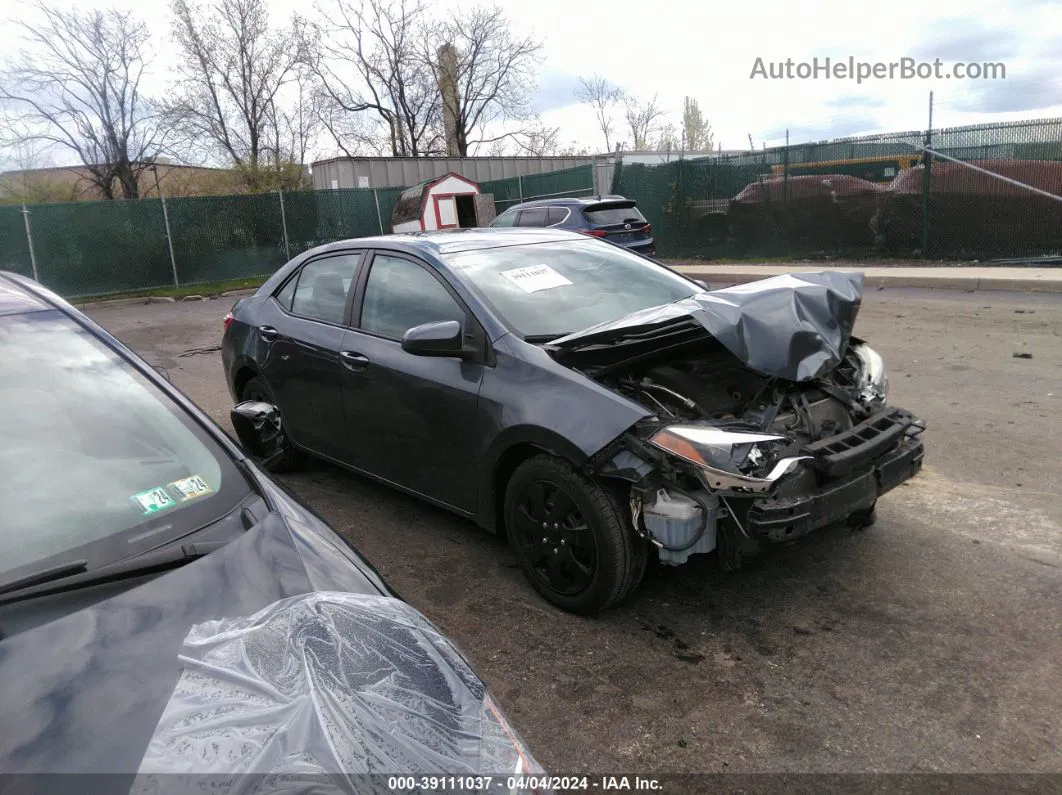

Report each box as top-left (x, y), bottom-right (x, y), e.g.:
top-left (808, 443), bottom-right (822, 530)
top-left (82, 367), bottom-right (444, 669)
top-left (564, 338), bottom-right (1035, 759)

top-left (70, 276), bottom-right (268, 304)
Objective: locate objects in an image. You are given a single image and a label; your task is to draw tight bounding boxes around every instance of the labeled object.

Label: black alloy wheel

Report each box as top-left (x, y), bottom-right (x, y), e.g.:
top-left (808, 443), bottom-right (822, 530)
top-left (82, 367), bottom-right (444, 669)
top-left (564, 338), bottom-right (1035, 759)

top-left (504, 454), bottom-right (647, 615)
top-left (512, 479), bottom-right (596, 596)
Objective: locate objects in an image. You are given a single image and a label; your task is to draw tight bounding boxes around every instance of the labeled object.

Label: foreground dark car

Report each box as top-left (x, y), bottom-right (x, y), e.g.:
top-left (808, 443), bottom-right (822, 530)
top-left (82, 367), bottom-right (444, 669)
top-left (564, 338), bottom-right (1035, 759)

top-left (489, 195), bottom-right (656, 257)
top-left (222, 229), bottom-right (925, 614)
top-left (0, 272), bottom-right (542, 785)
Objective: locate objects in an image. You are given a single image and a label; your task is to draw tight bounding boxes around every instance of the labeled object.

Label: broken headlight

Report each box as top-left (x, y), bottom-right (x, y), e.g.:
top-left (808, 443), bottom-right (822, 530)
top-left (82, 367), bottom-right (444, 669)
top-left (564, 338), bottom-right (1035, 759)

top-left (648, 425), bottom-right (809, 494)
top-left (851, 343), bottom-right (889, 407)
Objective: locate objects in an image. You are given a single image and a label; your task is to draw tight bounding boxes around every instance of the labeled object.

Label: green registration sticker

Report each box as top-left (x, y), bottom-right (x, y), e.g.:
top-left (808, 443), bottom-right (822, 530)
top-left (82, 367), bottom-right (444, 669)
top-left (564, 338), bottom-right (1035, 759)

top-left (131, 486), bottom-right (177, 515)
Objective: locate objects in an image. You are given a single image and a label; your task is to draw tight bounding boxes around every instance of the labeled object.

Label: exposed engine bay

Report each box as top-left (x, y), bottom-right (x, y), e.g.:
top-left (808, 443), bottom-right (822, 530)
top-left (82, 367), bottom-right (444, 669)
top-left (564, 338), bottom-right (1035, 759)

top-left (578, 334), bottom-right (925, 570)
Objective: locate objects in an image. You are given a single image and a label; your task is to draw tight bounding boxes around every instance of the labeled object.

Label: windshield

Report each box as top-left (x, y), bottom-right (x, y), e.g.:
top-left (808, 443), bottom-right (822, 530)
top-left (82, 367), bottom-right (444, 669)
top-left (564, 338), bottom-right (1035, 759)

top-left (0, 311), bottom-right (247, 580)
top-left (443, 238), bottom-right (700, 339)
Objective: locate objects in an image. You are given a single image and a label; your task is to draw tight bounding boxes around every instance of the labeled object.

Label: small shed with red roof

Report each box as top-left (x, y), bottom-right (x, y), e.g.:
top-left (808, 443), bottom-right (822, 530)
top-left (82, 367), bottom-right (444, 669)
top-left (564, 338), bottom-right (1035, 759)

top-left (390, 172), bottom-right (483, 233)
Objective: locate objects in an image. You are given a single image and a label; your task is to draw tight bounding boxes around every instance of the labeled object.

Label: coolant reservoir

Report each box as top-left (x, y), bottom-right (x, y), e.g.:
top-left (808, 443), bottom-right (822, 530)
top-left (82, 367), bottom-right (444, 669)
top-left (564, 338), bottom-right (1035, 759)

top-left (642, 489), bottom-right (718, 565)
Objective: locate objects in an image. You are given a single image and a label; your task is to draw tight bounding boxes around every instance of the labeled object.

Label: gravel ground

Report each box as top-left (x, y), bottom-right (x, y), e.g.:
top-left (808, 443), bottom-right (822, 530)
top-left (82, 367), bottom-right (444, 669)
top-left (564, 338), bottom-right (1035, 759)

top-left (86, 287), bottom-right (1062, 784)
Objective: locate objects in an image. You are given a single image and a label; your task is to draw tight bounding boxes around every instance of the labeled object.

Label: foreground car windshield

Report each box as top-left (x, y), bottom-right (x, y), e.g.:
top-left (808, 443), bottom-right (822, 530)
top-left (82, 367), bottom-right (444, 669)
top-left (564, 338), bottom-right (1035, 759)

top-left (443, 238), bottom-right (699, 339)
top-left (0, 311), bottom-right (247, 581)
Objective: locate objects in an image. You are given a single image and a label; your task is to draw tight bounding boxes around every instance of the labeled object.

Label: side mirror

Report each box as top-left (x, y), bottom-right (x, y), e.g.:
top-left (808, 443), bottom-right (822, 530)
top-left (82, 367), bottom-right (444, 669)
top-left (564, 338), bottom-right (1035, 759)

top-left (401, 320), bottom-right (464, 358)
top-left (691, 279), bottom-right (710, 290)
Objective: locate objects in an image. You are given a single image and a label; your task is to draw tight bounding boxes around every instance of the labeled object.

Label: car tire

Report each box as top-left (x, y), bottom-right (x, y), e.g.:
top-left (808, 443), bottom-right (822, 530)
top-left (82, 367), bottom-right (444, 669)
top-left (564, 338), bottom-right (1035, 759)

top-left (504, 454), bottom-right (647, 615)
top-left (240, 376), bottom-right (306, 473)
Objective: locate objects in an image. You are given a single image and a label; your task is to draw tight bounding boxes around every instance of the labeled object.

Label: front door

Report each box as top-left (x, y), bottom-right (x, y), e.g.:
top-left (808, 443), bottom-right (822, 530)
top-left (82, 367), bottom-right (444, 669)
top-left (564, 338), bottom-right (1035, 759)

top-left (339, 251), bottom-right (486, 511)
top-left (256, 252), bottom-right (362, 460)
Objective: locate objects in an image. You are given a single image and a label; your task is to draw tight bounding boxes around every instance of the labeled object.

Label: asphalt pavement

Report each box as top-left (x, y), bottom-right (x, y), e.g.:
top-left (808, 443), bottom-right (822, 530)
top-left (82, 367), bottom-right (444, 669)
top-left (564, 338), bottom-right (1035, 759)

top-left (85, 287), bottom-right (1062, 780)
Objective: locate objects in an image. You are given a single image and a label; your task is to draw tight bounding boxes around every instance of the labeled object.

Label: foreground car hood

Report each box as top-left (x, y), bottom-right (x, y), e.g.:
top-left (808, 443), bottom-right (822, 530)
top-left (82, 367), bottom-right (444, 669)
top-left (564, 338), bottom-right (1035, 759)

top-left (0, 514), bottom-right (536, 782)
top-left (549, 271), bottom-right (864, 382)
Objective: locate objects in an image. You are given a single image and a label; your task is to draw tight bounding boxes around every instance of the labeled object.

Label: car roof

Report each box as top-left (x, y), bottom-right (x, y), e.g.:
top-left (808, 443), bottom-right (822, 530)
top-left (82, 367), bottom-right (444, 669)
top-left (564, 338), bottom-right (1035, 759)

top-left (503, 195), bottom-right (636, 211)
top-left (0, 271), bottom-right (52, 316)
top-left (312, 227), bottom-right (587, 257)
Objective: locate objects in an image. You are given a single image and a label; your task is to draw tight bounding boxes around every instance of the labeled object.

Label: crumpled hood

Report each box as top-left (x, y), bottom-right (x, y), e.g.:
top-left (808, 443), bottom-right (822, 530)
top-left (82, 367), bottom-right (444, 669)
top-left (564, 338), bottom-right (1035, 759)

top-left (549, 271), bottom-right (865, 382)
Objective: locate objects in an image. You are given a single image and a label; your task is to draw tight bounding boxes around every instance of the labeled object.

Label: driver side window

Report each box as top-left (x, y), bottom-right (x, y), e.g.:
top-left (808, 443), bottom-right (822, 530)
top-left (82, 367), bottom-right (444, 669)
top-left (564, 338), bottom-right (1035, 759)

top-left (359, 254), bottom-right (465, 340)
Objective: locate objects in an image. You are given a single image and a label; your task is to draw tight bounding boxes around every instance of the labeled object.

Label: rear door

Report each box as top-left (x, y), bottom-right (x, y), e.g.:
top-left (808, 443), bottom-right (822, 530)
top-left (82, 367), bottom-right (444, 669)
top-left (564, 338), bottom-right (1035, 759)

top-left (338, 251), bottom-right (487, 511)
top-left (582, 201), bottom-right (652, 246)
top-left (255, 252), bottom-right (363, 460)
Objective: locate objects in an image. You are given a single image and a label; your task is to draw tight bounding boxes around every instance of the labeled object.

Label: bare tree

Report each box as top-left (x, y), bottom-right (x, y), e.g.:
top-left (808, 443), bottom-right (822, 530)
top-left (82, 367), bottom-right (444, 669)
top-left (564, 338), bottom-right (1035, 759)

top-left (682, 96), bottom-right (713, 151)
top-left (262, 73), bottom-right (320, 188)
top-left (575, 74), bottom-right (623, 152)
top-left (309, 0), bottom-right (443, 158)
top-left (623, 94), bottom-right (665, 151)
top-left (167, 0), bottom-right (307, 190)
top-left (428, 6), bottom-right (544, 156)
top-left (514, 124), bottom-right (559, 156)
top-left (0, 3), bottom-right (167, 199)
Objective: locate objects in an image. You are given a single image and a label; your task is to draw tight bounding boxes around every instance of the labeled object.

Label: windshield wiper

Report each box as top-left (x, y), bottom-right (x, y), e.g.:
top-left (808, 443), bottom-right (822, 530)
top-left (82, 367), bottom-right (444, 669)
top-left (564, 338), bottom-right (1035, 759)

top-left (0, 559), bottom-right (88, 597)
top-left (0, 542), bottom-right (227, 607)
top-left (524, 333), bottom-right (572, 343)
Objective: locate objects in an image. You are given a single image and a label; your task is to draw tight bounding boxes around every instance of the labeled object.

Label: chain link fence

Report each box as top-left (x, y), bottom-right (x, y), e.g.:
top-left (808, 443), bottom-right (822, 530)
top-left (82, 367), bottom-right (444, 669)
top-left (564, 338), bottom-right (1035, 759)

top-left (481, 164), bottom-right (597, 212)
top-left (0, 167), bottom-right (589, 297)
top-left (9, 125), bottom-right (1061, 300)
top-left (613, 117), bottom-right (1062, 262)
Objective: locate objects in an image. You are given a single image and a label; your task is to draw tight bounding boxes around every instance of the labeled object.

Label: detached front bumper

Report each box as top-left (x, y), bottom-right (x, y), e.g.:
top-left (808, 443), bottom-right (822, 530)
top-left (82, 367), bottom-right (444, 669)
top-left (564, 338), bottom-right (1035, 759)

top-left (745, 412), bottom-right (925, 544)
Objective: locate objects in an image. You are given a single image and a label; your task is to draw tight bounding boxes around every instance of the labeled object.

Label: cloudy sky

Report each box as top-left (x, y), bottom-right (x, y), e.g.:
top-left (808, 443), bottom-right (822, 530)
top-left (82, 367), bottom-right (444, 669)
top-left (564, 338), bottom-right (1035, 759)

top-left (4, 0), bottom-right (1062, 163)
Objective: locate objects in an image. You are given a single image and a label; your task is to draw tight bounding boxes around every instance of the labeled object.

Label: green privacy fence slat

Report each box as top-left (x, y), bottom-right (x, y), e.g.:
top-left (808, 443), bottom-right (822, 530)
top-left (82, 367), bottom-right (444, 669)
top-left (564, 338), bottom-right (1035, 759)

top-left (0, 169), bottom-right (598, 299)
top-left (167, 192), bottom-right (287, 285)
top-left (0, 187), bottom-right (402, 298)
top-left (481, 164), bottom-right (596, 211)
top-left (613, 117), bottom-right (1062, 261)
top-left (30, 199), bottom-right (174, 297)
top-left (6, 120), bottom-right (1060, 301)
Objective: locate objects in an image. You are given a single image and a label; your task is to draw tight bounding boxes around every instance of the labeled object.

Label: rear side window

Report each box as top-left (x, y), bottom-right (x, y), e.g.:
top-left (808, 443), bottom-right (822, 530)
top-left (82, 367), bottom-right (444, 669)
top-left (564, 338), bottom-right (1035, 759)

top-left (289, 254), bottom-right (362, 325)
top-left (583, 203), bottom-right (647, 225)
top-left (516, 208), bottom-right (549, 227)
top-left (547, 207), bottom-right (569, 225)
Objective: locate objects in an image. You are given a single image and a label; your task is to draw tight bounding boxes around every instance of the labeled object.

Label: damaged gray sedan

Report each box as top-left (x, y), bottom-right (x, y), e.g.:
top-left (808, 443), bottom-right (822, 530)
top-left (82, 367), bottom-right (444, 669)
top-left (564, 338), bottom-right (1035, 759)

top-left (222, 229), bottom-right (925, 614)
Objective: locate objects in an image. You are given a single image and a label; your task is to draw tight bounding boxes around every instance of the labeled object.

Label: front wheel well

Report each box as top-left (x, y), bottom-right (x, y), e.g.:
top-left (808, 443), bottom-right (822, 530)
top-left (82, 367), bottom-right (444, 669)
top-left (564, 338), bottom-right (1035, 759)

top-left (491, 443), bottom-right (551, 534)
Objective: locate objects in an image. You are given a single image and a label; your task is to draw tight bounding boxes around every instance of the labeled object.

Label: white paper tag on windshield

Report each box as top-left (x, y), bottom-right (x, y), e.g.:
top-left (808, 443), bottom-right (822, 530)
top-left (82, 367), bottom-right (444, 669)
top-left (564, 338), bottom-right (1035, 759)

top-left (499, 264), bottom-right (573, 293)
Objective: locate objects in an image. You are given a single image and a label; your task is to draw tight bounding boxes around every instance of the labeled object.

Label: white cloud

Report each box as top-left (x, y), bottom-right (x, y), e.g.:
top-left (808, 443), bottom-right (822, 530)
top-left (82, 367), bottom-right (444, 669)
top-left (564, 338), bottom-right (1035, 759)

top-left (3, 0), bottom-right (1061, 164)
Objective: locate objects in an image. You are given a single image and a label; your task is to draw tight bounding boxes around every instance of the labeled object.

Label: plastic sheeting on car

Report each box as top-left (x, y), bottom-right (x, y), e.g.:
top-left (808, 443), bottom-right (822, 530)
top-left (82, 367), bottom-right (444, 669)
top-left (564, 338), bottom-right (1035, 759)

top-left (131, 591), bottom-right (541, 794)
top-left (548, 270), bottom-right (864, 382)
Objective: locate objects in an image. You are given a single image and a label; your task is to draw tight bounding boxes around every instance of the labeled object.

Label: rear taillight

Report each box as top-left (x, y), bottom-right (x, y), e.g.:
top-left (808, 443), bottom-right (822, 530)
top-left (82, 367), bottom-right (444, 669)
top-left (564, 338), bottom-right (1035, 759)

top-left (224, 311), bottom-right (234, 331)
top-left (643, 223), bottom-right (652, 235)
top-left (582, 229), bottom-right (608, 238)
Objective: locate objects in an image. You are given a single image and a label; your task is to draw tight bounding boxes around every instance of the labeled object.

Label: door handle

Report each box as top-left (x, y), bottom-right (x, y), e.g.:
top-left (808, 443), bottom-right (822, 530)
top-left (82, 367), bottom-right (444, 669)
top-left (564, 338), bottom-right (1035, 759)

top-left (258, 326), bottom-right (279, 341)
top-left (340, 350), bottom-right (370, 370)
